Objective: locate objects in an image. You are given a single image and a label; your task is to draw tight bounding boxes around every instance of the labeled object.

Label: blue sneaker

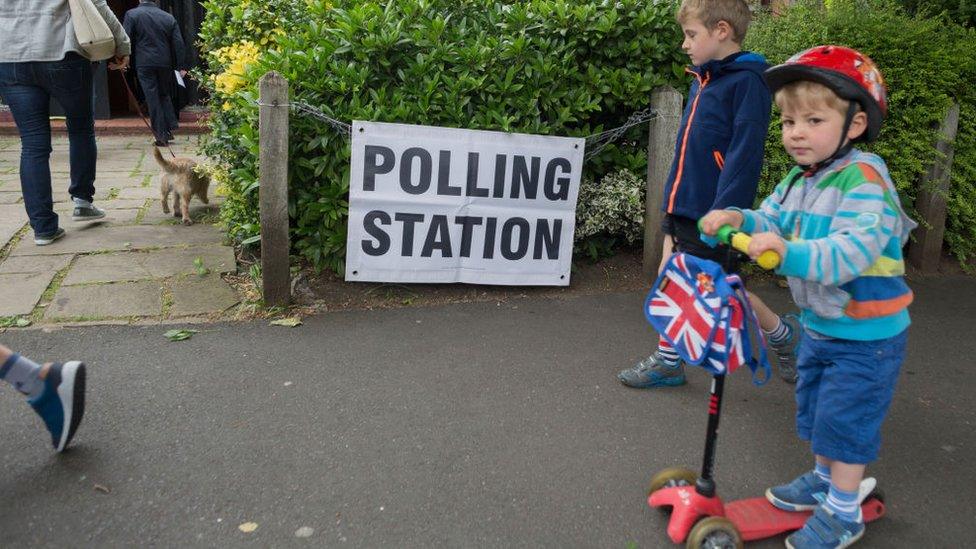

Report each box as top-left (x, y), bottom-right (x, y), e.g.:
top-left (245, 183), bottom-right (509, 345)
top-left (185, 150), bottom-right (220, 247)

top-left (28, 361), bottom-right (86, 452)
top-left (616, 354), bottom-right (685, 388)
top-left (786, 505), bottom-right (865, 549)
top-left (766, 470), bottom-right (829, 511)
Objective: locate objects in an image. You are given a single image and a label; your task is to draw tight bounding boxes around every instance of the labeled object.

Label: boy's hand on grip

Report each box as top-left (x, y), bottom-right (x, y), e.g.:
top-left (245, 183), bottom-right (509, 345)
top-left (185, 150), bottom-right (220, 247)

top-left (747, 232), bottom-right (785, 262)
top-left (699, 210), bottom-right (743, 236)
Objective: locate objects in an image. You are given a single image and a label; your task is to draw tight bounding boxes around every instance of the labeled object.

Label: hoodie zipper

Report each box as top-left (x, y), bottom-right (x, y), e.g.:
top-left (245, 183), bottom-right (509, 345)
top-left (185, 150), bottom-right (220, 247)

top-left (668, 68), bottom-right (710, 213)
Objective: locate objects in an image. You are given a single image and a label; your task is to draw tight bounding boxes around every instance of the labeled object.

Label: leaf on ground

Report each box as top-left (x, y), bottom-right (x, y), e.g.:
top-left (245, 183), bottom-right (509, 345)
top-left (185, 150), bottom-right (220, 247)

top-left (15, 318), bottom-right (31, 327)
top-left (94, 484), bottom-right (111, 494)
top-left (164, 328), bottom-right (199, 341)
top-left (270, 317), bottom-right (302, 327)
top-left (238, 522), bottom-right (258, 533)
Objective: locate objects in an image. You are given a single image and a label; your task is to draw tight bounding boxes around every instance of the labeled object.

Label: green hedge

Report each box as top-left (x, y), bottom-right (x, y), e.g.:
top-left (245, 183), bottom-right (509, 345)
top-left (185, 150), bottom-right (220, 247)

top-left (199, 0), bottom-right (687, 273)
top-left (747, 0), bottom-right (976, 269)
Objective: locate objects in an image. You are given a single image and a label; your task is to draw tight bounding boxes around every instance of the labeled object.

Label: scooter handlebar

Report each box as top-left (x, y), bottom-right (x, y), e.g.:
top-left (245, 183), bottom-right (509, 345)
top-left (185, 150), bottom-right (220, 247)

top-left (709, 224), bottom-right (781, 270)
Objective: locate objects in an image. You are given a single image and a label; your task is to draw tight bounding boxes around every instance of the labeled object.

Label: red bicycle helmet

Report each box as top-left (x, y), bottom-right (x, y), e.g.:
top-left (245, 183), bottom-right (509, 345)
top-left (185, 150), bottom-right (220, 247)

top-left (765, 45), bottom-right (887, 142)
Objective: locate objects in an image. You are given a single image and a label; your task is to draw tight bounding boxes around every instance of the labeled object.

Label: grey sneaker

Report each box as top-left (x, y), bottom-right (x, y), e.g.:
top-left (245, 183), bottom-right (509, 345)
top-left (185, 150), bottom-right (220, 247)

top-left (617, 353), bottom-right (686, 388)
top-left (72, 204), bottom-right (106, 222)
top-left (34, 227), bottom-right (66, 246)
top-left (770, 314), bottom-right (799, 384)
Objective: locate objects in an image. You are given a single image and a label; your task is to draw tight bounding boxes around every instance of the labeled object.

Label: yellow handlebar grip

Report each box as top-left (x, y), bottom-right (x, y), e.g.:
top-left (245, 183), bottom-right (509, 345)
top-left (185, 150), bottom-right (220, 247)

top-left (729, 232), bottom-right (781, 270)
top-left (756, 250), bottom-right (781, 270)
top-left (729, 232), bottom-right (752, 256)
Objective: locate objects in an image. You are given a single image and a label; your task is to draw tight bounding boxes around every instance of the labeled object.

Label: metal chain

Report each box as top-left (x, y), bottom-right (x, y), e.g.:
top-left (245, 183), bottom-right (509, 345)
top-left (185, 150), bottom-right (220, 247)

top-left (583, 108), bottom-right (660, 161)
top-left (253, 98), bottom-right (352, 137)
top-left (254, 99), bottom-right (668, 162)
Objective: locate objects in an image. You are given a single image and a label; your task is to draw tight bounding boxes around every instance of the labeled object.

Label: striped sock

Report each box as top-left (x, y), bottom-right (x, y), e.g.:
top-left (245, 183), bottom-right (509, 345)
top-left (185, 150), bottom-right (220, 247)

top-left (825, 483), bottom-right (862, 523)
top-left (657, 338), bottom-right (680, 367)
top-left (815, 462), bottom-right (831, 484)
top-left (764, 316), bottom-right (793, 348)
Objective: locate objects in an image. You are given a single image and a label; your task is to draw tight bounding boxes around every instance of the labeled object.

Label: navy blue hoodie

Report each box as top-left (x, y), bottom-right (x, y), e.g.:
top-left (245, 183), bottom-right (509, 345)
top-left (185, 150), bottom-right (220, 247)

top-left (662, 51), bottom-right (771, 220)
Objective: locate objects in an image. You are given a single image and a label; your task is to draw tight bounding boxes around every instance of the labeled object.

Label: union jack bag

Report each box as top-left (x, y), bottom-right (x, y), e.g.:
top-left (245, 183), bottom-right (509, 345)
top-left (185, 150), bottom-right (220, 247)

top-left (644, 253), bottom-right (771, 384)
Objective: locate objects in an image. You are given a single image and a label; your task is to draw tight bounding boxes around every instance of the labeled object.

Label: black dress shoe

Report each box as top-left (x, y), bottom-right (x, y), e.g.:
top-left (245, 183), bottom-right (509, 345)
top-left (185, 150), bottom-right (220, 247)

top-left (154, 139), bottom-right (169, 146)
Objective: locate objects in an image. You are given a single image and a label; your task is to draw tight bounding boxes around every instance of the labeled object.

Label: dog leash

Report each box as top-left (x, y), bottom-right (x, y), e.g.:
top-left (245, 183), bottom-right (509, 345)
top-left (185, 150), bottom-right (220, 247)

top-left (118, 68), bottom-right (178, 159)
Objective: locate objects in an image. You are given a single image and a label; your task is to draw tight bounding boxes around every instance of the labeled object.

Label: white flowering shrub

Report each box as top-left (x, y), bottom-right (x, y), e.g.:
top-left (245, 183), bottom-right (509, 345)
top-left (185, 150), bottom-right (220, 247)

top-left (575, 168), bottom-right (645, 258)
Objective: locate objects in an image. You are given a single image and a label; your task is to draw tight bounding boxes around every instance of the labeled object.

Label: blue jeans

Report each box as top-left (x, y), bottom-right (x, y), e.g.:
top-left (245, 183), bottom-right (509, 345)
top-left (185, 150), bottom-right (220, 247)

top-left (0, 53), bottom-right (97, 236)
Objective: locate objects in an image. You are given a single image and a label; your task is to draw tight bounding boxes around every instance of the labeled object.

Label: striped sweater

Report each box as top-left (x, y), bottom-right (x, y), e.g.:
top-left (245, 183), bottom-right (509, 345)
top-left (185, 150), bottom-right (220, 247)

top-left (734, 149), bottom-right (917, 340)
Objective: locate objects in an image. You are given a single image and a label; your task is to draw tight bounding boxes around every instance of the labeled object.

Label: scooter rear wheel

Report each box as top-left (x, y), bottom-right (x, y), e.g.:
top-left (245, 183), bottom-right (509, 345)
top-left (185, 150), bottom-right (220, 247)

top-left (685, 516), bottom-right (743, 549)
top-left (648, 466), bottom-right (698, 496)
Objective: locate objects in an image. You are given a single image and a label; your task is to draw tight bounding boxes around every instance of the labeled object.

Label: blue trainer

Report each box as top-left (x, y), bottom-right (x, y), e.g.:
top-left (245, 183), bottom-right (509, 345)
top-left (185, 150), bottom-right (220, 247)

top-left (616, 354), bottom-right (686, 388)
top-left (766, 470), bottom-right (829, 511)
top-left (28, 361), bottom-right (86, 452)
top-left (786, 505), bottom-right (865, 549)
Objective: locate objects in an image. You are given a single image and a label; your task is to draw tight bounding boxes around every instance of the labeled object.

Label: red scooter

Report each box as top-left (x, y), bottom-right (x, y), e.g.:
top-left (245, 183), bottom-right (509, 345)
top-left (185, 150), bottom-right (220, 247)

top-left (646, 226), bottom-right (886, 547)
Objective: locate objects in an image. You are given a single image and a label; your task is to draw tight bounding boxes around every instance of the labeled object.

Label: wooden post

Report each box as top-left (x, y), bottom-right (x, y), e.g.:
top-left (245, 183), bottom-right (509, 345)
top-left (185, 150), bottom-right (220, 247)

top-left (259, 71), bottom-right (290, 306)
top-left (643, 86), bottom-right (683, 277)
top-left (908, 102), bottom-right (959, 274)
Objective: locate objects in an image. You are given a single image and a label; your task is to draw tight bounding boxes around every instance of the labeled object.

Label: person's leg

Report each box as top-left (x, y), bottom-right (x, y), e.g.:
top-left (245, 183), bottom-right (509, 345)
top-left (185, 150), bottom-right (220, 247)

top-left (618, 222), bottom-right (686, 388)
top-left (45, 54), bottom-right (97, 207)
top-left (0, 343), bottom-right (46, 398)
top-left (766, 331), bottom-right (833, 511)
top-left (787, 331), bottom-right (907, 548)
top-left (0, 62), bottom-right (59, 238)
top-left (1, 342), bottom-right (87, 452)
top-left (747, 290), bottom-right (799, 383)
top-left (157, 68), bottom-right (179, 138)
top-left (137, 67), bottom-right (168, 144)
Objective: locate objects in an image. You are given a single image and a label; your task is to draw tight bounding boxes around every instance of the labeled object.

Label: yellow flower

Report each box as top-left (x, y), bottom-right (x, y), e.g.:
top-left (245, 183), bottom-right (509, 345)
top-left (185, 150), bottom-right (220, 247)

top-left (222, 101), bottom-right (232, 111)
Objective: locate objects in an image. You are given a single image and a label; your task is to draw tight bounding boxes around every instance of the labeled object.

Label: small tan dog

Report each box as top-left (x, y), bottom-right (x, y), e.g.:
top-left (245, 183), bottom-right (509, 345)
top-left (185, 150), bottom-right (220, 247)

top-left (153, 146), bottom-right (211, 225)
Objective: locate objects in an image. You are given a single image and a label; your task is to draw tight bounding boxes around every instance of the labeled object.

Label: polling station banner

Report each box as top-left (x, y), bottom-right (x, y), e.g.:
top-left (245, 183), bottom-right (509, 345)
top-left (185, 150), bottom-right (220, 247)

top-left (345, 122), bottom-right (584, 286)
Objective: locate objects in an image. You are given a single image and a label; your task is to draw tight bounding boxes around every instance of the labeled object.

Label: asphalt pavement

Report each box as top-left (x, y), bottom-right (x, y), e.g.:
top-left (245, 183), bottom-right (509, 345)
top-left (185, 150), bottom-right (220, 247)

top-left (2, 276), bottom-right (974, 547)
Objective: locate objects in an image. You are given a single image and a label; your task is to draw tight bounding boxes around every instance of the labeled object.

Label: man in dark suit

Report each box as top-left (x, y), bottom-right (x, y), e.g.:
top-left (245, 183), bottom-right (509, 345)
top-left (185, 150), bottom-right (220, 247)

top-left (123, 0), bottom-right (186, 146)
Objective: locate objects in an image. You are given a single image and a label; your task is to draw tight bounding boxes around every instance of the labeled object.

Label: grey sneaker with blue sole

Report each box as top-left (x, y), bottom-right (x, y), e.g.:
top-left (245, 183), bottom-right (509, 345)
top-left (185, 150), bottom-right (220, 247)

top-left (72, 204), bottom-right (106, 222)
top-left (617, 353), bottom-right (686, 388)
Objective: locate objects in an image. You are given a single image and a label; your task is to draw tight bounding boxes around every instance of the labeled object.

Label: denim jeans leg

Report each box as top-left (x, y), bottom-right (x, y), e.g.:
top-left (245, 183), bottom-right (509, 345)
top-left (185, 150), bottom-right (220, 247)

top-left (0, 63), bottom-right (57, 236)
top-left (45, 55), bottom-right (96, 204)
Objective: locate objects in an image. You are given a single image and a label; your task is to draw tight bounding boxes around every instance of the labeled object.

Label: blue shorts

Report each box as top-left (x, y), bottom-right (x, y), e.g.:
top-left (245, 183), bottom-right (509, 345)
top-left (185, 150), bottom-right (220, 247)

top-left (795, 329), bottom-right (908, 464)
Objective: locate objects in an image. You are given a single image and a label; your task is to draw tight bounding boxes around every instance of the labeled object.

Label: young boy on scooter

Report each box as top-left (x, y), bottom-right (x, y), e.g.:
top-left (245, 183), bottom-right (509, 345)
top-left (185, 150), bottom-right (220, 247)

top-left (700, 46), bottom-right (916, 548)
top-left (617, 0), bottom-right (800, 389)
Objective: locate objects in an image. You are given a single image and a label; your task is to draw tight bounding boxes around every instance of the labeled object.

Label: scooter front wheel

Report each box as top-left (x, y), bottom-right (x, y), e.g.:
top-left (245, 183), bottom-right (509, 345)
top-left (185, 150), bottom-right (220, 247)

top-left (648, 466), bottom-right (698, 496)
top-left (685, 516), bottom-right (743, 549)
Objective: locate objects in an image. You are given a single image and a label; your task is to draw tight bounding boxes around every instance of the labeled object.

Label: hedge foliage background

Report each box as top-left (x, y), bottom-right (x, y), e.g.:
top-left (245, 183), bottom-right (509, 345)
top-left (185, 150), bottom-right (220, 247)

top-left (748, 0), bottom-right (976, 269)
top-left (200, 0), bottom-right (976, 272)
top-left (198, 0), bottom-right (687, 272)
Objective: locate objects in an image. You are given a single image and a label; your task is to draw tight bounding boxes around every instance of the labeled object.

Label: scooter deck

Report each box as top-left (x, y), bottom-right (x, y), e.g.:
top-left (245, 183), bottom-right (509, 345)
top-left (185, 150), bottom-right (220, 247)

top-left (649, 484), bottom-right (886, 544)
top-left (726, 496), bottom-right (886, 541)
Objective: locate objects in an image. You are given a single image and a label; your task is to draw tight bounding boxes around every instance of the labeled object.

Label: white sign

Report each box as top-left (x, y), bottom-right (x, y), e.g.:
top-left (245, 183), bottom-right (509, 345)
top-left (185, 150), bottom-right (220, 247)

top-left (345, 121), bottom-right (584, 286)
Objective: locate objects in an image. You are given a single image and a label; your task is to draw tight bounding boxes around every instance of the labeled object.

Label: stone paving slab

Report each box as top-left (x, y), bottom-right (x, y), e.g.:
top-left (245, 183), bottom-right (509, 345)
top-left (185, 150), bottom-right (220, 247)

top-left (0, 191), bottom-right (21, 204)
top-left (0, 271), bottom-right (56, 316)
top-left (44, 280), bottom-right (162, 320)
top-left (168, 275), bottom-right (240, 316)
top-left (139, 203), bottom-right (219, 225)
top-left (62, 244), bottom-right (235, 285)
top-left (0, 203), bottom-right (27, 245)
top-left (0, 253), bottom-right (73, 275)
top-left (117, 186), bottom-right (159, 200)
top-left (9, 223), bottom-right (223, 256)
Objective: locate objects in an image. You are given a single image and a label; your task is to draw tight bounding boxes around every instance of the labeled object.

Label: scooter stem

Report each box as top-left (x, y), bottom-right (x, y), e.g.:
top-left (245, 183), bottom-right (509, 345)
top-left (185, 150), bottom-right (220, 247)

top-left (697, 374), bottom-right (725, 497)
